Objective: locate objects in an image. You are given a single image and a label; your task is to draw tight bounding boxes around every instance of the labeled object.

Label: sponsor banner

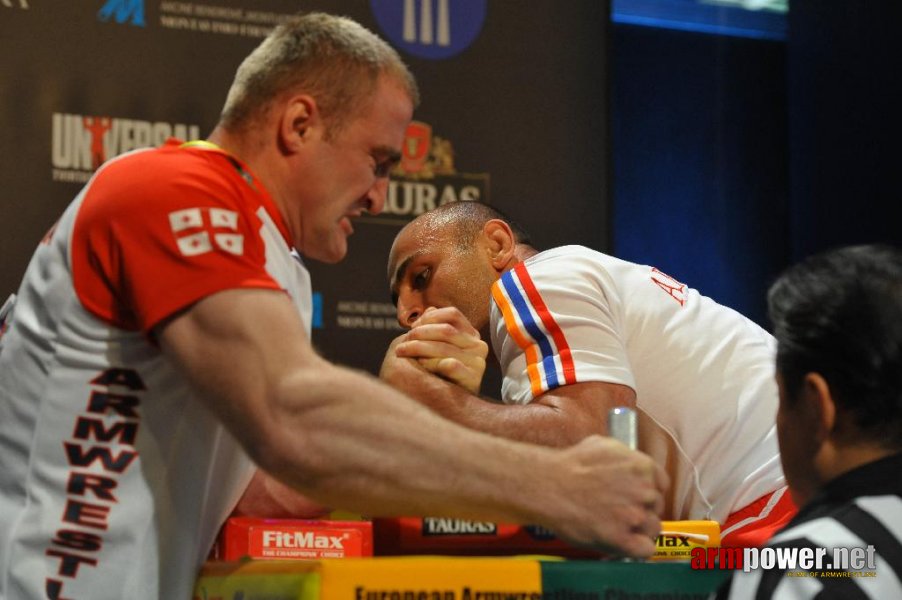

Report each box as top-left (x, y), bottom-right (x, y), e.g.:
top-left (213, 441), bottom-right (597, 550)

top-left (540, 561), bottom-right (729, 599)
top-left (193, 560), bottom-right (321, 600)
top-left (319, 557), bottom-right (542, 600)
top-left (194, 558), bottom-right (542, 600)
top-left (194, 558), bottom-right (729, 600)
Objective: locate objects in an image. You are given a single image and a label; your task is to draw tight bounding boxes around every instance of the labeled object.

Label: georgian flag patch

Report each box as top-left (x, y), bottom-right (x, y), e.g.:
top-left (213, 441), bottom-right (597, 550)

top-left (168, 208), bottom-right (244, 256)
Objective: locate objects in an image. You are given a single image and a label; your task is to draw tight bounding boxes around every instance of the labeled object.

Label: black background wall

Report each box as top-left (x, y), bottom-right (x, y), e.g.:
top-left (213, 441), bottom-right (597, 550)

top-left (611, 23), bottom-right (789, 326)
top-left (787, 0), bottom-right (902, 261)
top-left (611, 0), bottom-right (900, 327)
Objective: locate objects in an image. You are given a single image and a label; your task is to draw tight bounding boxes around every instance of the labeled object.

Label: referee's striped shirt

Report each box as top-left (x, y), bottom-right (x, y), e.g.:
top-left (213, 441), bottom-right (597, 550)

top-left (714, 452), bottom-right (902, 599)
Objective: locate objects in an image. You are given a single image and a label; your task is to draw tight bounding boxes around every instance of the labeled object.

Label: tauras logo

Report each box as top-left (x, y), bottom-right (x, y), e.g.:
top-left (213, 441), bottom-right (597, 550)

top-left (422, 518), bottom-right (497, 536)
top-left (261, 531), bottom-right (345, 549)
top-left (372, 121), bottom-right (489, 221)
top-left (51, 113), bottom-right (201, 172)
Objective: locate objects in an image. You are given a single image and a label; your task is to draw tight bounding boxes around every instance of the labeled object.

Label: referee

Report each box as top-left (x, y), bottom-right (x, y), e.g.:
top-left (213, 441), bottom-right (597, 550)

top-left (715, 244), bottom-right (902, 599)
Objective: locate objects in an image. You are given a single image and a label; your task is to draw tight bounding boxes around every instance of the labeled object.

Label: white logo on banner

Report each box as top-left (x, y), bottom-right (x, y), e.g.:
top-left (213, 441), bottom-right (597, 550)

top-left (157, 2), bottom-right (293, 38)
top-left (50, 113), bottom-right (201, 183)
top-left (403, 0), bottom-right (450, 46)
top-left (168, 208), bottom-right (244, 257)
top-left (370, 0), bottom-right (486, 60)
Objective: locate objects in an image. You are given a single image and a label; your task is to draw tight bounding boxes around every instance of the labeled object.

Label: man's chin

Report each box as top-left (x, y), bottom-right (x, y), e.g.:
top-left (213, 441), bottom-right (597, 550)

top-left (302, 239), bottom-right (348, 264)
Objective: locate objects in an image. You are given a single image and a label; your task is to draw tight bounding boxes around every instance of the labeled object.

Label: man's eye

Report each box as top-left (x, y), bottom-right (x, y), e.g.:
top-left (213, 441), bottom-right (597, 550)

top-left (412, 268), bottom-right (430, 288)
top-left (373, 159), bottom-right (394, 178)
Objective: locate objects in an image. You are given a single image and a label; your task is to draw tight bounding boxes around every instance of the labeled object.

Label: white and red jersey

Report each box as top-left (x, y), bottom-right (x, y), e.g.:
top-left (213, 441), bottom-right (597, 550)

top-left (0, 140), bottom-right (312, 600)
top-left (490, 245), bottom-right (784, 523)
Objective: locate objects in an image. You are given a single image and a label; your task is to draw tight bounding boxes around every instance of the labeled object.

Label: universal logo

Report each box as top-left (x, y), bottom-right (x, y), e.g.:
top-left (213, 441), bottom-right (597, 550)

top-left (50, 113), bottom-right (200, 183)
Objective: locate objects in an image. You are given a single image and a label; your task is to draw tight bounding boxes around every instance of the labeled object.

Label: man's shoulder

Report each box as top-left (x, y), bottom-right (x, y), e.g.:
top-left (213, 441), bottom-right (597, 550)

top-left (97, 140), bottom-right (230, 184)
top-left (520, 246), bottom-right (647, 288)
top-left (770, 491), bottom-right (902, 548)
top-left (520, 245), bottom-right (597, 271)
top-left (84, 142), bottom-right (252, 221)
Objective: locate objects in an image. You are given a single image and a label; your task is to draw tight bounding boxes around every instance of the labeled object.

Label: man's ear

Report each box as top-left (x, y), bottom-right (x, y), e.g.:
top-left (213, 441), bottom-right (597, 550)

top-left (278, 95), bottom-right (318, 154)
top-left (802, 372), bottom-right (837, 443)
top-left (482, 219), bottom-right (516, 271)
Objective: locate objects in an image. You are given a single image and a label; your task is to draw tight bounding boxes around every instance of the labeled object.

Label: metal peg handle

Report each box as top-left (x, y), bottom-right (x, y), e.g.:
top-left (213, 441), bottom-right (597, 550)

top-left (608, 407), bottom-right (637, 450)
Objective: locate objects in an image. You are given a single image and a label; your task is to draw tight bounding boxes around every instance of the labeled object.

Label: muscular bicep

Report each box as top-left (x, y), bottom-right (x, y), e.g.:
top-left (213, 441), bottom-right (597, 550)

top-left (156, 287), bottom-right (324, 460)
top-left (530, 381), bottom-right (637, 440)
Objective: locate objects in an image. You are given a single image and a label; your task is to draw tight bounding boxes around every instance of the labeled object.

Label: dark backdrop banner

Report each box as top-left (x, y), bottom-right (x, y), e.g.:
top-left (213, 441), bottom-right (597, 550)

top-left (1, 0), bottom-right (611, 383)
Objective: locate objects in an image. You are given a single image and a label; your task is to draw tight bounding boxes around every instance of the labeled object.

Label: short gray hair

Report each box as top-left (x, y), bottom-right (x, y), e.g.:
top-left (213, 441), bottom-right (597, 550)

top-left (220, 12), bottom-right (418, 136)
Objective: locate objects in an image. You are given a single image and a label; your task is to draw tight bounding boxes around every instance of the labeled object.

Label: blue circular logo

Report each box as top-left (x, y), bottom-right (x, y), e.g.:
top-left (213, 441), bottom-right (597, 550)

top-left (370, 0), bottom-right (487, 60)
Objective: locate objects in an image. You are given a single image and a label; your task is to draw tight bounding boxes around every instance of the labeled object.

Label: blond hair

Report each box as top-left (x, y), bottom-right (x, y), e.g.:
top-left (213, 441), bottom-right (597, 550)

top-left (220, 12), bottom-right (418, 137)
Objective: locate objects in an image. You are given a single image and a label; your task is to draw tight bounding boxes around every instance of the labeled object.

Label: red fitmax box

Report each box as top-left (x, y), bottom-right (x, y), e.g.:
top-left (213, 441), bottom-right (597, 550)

top-left (217, 517), bottom-right (373, 560)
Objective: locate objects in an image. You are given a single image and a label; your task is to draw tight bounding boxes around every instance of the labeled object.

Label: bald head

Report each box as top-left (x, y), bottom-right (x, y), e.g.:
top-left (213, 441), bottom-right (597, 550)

top-left (387, 201), bottom-right (534, 330)
top-left (409, 201), bottom-right (532, 250)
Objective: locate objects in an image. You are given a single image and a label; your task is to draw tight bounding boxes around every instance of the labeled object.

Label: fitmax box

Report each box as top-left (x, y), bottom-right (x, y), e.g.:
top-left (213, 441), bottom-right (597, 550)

top-left (216, 517), bottom-right (373, 560)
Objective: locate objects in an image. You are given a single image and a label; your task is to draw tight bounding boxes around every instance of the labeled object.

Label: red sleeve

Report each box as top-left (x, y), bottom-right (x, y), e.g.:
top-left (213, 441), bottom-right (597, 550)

top-left (71, 146), bottom-right (283, 333)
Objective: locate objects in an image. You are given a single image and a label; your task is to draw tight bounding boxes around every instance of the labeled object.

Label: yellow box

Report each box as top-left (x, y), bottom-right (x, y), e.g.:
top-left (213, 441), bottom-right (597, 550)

top-left (651, 520), bottom-right (721, 562)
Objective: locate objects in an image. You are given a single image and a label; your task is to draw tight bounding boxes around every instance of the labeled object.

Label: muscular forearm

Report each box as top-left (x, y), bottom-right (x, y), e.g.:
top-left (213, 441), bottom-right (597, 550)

top-left (261, 362), bottom-right (560, 523)
top-left (259, 361), bottom-right (663, 559)
top-left (383, 358), bottom-right (607, 447)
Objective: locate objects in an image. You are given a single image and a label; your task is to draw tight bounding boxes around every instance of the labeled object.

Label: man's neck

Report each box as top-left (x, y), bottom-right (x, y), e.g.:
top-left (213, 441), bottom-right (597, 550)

top-left (819, 443), bottom-right (898, 484)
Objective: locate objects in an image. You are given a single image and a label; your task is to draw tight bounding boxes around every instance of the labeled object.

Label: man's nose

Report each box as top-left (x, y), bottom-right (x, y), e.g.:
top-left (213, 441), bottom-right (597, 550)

top-left (396, 296), bottom-right (422, 329)
top-left (366, 177), bottom-right (390, 215)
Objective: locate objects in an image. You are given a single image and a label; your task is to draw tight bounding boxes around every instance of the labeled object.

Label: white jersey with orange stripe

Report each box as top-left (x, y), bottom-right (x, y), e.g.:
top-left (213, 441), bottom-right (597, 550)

top-left (489, 245), bottom-right (784, 523)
